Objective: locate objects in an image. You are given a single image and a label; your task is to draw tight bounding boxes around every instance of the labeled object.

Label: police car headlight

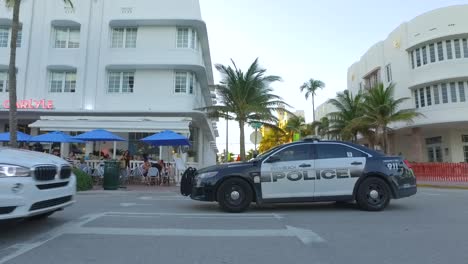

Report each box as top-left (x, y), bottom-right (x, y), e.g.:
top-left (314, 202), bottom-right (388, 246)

top-left (196, 171), bottom-right (218, 187)
top-left (0, 164), bottom-right (30, 177)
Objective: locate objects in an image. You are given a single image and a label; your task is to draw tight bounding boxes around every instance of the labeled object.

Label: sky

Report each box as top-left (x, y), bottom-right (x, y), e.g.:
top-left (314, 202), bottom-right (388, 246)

top-left (199, 0), bottom-right (468, 155)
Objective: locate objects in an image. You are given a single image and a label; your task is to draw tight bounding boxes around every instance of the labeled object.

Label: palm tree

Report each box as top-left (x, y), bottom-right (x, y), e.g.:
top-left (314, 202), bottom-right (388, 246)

top-left (300, 78), bottom-right (325, 122)
top-left (360, 83), bottom-right (422, 154)
top-left (258, 124), bottom-right (288, 153)
top-left (285, 115), bottom-right (305, 142)
top-left (314, 117), bottom-right (331, 139)
top-left (327, 90), bottom-right (365, 142)
top-left (202, 58), bottom-right (290, 160)
top-left (4, 0), bottom-right (73, 147)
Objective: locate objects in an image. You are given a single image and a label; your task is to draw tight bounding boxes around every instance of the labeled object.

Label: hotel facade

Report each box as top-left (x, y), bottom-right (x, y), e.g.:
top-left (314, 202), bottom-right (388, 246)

top-left (0, 0), bottom-right (219, 167)
top-left (322, 5), bottom-right (468, 163)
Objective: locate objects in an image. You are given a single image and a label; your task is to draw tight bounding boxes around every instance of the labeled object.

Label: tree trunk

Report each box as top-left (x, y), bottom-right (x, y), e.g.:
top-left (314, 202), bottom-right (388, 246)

top-left (239, 120), bottom-right (245, 161)
top-left (225, 116), bottom-right (229, 162)
top-left (383, 126), bottom-right (389, 154)
top-left (312, 94), bottom-right (315, 122)
top-left (8, 0), bottom-right (21, 148)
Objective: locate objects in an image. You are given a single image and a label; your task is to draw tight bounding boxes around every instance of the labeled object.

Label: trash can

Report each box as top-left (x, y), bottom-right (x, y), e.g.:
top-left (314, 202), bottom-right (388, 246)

top-left (103, 160), bottom-right (120, 190)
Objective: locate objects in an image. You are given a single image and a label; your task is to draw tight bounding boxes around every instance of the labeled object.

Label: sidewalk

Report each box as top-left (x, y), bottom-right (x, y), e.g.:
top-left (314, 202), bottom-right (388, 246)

top-left (417, 180), bottom-right (468, 190)
top-left (80, 184), bottom-right (180, 194)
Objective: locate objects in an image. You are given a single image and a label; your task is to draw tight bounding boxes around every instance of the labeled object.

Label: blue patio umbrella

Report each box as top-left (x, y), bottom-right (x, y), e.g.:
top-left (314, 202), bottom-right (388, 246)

top-left (73, 129), bottom-right (125, 142)
top-left (0, 131), bottom-right (32, 142)
top-left (141, 130), bottom-right (190, 146)
top-left (73, 129), bottom-right (125, 159)
top-left (29, 131), bottom-right (85, 143)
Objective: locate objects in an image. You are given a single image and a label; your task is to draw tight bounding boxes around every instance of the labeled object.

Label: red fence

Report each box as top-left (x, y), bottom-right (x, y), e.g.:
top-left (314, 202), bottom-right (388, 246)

top-left (410, 163), bottom-right (468, 182)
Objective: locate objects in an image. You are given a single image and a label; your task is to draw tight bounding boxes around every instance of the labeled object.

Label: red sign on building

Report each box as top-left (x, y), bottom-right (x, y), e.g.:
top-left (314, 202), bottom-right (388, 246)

top-left (3, 99), bottom-right (54, 110)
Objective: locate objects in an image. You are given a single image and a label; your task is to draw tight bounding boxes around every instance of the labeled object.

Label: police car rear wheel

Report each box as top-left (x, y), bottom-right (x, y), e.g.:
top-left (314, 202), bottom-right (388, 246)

top-left (356, 178), bottom-right (390, 211)
top-left (217, 178), bottom-right (253, 213)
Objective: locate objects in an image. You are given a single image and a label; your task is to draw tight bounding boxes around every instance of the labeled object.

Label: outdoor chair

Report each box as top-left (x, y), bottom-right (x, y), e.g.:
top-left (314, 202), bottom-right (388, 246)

top-left (93, 163), bottom-right (105, 185)
top-left (129, 164), bottom-right (145, 184)
top-left (148, 167), bottom-right (159, 186)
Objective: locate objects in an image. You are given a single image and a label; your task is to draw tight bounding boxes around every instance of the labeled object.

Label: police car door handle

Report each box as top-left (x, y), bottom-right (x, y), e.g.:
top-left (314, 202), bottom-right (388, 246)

top-left (299, 164), bottom-right (311, 168)
top-left (351, 161), bottom-right (363, 165)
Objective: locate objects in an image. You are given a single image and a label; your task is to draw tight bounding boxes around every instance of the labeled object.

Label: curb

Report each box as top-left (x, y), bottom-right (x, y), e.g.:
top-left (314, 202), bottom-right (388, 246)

top-left (417, 184), bottom-right (468, 190)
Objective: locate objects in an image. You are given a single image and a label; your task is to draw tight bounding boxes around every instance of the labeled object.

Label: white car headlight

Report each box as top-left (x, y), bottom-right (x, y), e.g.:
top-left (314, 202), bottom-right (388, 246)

top-left (196, 171), bottom-right (218, 187)
top-left (0, 164), bottom-right (30, 177)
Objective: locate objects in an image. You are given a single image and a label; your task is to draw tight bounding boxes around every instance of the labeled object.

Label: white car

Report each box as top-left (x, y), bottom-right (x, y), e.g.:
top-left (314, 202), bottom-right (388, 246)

top-left (0, 148), bottom-right (76, 220)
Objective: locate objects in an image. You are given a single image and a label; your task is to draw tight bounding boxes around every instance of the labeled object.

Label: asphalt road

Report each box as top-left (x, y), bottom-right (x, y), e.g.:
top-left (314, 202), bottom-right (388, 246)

top-left (1, 187), bottom-right (468, 264)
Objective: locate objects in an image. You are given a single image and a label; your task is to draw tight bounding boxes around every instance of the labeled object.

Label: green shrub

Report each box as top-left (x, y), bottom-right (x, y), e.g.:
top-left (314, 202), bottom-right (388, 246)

top-left (73, 168), bottom-right (93, 191)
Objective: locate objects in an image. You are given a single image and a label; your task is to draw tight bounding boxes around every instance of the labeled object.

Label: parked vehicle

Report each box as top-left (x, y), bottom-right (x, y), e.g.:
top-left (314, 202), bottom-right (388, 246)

top-left (181, 138), bottom-right (416, 212)
top-left (0, 148), bottom-right (76, 220)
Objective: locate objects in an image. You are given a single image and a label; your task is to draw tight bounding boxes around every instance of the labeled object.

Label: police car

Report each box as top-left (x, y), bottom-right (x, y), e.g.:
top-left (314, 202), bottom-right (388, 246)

top-left (181, 138), bottom-right (416, 212)
top-left (0, 148), bottom-right (76, 220)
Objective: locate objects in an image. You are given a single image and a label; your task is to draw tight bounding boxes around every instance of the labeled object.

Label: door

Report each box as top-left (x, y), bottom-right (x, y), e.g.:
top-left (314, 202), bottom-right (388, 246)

top-left (314, 143), bottom-right (367, 197)
top-left (261, 144), bottom-right (314, 199)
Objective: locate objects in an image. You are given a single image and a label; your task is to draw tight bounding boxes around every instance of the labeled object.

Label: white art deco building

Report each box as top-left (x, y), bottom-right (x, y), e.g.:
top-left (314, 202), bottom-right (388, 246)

top-left (346, 5), bottom-right (468, 162)
top-left (0, 0), bottom-right (219, 167)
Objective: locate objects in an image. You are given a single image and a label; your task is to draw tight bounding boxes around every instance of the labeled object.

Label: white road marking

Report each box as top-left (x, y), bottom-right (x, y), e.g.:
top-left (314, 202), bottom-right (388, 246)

top-left (0, 213), bottom-right (105, 264)
top-left (119, 203), bottom-right (152, 207)
top-left (104, 212), bottom-right (284, 218)
top-left (67, 226), bottom-right (325, 245)
top-left (105, 214), bottom-right (161, 219)
top-left (419, 192), bottom-right (442, 196)
top-left (0, 211), bottom-right (294, 262)
top-left (181, 216), bottom-right (278, 220)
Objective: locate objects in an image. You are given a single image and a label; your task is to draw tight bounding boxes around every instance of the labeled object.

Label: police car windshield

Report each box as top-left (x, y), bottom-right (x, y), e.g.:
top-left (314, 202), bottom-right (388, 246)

top-left (254, 145), bottom-right (284, 161)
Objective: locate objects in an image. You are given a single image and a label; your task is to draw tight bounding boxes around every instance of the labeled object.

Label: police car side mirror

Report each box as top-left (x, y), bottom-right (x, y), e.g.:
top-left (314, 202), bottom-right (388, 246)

top-left (266, 155), bottom-right (280, 163)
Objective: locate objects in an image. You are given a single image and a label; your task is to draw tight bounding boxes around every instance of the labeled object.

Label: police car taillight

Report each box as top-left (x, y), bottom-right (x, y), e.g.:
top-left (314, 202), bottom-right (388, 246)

top-left (403, 160), bottom-right (412, 169)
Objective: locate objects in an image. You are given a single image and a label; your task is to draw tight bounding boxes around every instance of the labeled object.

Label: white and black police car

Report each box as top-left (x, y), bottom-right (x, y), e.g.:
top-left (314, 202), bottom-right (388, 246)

top-left (181, 138), bottom-right (417, 213)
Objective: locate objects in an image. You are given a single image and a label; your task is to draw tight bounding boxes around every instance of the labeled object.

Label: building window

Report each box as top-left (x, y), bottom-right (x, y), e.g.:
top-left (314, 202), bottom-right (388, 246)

top-left (174, 71), bottom-right (196, 94)
top-left (450, 82), bottom-right (457, 102)
top-left (54, 27), bottom-right (80, 48)
top-left (385, 64), bottom-right (392, 83)
top-left (419, 88), bottom-right (425, 107)
top-left (463, 39), bottom-right (468, 58)
top-left (426, 136), bottom-right (443, 162)
top-left (429, 43), bottom-right (435, 63)
top-left (427, 146), bottom-right (443, 162)
top-left (464, 146), bottom-right (468, 162)
top-left (128, 133), bottom-right (160, 156)
top-left (414, 90), bottom-right (419, 108)
top-left (363, 69), bottom-right (380, 89)
top-left (426, 87), bottom-right (432, 106)
top-left (49, 71), bottom-right (76, 93)
top-left (459, 82), bottom-right (466, 102)
top-left (446, 40), bottom-right (453, 60)
top-left (107, 71), bottom-right (134, 93)
top-left (454, 39), bottom-right (461, 59)
top-left (422, 46), bottom-right (427, 65)
top-left (111, 27), bottom-right (137, 48)
top-left (441, 83), bottom-right (448, 103)
top-left (176, 28), bottom-right (197, 50)
top-left (462, 135), bottom-right (468, 143)
top-left (437, 41), bottom-right (444, 61)
top-left (415, 48), bottom-right (421, 67)
top-left (0, 26), bottom-right (22, 47)
top-left (433, 85), bottom-right (440, 104)
top-left (0, 71), bottom-right (8, 92)
top-left (410, 51), bottom-right (415, 69)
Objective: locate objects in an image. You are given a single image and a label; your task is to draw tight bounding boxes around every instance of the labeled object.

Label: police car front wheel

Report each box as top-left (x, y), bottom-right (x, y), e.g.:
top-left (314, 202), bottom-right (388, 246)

top-left (217, 178), bottom-right (253, 213)
top-left (356, 177), bottom-right (391, 211)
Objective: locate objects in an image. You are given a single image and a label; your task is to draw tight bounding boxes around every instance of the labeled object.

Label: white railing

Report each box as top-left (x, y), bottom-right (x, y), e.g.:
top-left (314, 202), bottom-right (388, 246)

top-left (75, 159), bottom-right (199, 186)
